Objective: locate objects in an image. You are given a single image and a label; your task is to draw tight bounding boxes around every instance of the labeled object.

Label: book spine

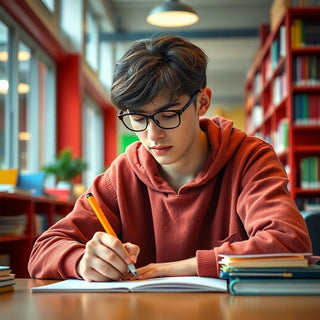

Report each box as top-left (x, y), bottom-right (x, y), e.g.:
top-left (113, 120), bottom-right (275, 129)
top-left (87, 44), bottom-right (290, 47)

top-left (291, 19), bottom-right (320, 48)
top-left (300, 157), bottom-right (320, 189)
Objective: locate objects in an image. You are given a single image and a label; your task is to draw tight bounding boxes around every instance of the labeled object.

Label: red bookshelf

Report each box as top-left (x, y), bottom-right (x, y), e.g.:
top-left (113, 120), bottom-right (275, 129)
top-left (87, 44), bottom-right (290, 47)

top-left (245, 7), bottom-right (320, 211)
top-left (0, 192), bottom-right (74, 277)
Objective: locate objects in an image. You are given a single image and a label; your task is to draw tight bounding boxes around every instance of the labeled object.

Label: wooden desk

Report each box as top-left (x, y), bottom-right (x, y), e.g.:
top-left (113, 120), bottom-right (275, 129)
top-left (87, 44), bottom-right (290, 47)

top-left (1, 279), bottom-right (320, 320)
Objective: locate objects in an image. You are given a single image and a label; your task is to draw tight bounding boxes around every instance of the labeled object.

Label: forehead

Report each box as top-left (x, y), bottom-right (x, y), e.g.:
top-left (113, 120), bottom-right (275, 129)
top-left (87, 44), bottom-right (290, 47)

top-left (133, 92), bottom-right (186, 114)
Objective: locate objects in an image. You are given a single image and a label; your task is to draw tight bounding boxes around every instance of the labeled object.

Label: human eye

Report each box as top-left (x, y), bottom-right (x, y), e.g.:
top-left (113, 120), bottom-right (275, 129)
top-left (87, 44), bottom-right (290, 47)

top-left (159, 111), bottom-right (177, 119)
top-left (129, 114), bottom-right (146, 122)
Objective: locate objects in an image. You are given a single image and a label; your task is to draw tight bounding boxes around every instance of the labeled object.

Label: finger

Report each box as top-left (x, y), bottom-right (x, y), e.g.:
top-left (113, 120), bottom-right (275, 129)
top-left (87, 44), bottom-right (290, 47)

top-left (80, 248), bottom-right (125, 281)
top-left (82, 266), bottom-right (110, 282)
top-left (98, 233), bottom-right (133, 266)
top-left (85, 233), bottom-right (129, 278)
top-left (95, 246), bottom-right (128, 276)
top-left (93, 256), bottom-right (126, 281)
top-left (123, 242), bottom-right (140, 263)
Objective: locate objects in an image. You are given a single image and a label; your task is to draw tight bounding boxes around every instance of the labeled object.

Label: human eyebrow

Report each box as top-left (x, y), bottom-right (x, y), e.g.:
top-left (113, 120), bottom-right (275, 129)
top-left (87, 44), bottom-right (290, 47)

top-left (131, 101), bottom-right (181, 114)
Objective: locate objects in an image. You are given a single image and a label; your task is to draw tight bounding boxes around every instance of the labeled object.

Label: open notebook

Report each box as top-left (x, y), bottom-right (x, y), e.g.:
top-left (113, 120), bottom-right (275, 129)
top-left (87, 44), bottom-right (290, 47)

top-left (31, 276), bottom-right (227, 293)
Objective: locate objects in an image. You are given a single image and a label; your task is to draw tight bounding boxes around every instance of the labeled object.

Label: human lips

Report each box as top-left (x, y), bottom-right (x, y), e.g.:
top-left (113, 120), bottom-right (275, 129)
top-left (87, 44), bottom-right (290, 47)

top-left (150, 145), bottom-right (172, 155)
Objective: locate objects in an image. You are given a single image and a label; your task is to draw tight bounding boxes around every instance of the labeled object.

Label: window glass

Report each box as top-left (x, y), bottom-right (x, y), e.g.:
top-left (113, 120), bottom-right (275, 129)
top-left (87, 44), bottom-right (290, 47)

top-left (0, 12), bottom-right (56, 173)
top-left (18, 42), bottom-right (31, 171)
top-left (60, 0), bottom-right (83, 51)
top-left (86, 9), bottom-right (98, 71)
top-left (41, 0), bottom-right (55, 12)
top-left (38, 60), bottom-right (55, 168)
top-left (0, 21), bottom-right (8, 168)
top-left (83, 96), bottom-right (104, 186)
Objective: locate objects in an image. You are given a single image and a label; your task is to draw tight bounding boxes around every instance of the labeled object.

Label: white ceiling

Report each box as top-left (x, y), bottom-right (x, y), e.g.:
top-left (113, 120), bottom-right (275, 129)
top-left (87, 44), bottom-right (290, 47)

top-left (97, 0), bottom-right (273, 111)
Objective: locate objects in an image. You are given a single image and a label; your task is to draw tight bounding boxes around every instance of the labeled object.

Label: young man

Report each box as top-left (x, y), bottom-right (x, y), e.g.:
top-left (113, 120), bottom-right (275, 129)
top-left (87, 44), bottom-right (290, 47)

top-left (28, 36), bottom-right (314, 282)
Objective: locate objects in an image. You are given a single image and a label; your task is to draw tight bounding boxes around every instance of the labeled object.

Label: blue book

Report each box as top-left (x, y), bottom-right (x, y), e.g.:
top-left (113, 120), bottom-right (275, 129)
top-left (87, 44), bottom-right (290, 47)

top-left (229, 278), bottom-right (320, 295)
top-left (220, 264), bottom-right (320, 280)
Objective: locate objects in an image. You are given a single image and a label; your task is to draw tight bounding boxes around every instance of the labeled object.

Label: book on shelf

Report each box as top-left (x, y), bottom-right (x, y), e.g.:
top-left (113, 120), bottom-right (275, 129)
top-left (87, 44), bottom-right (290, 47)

top-left (293, 55), bottom-right (320, 87)
top-left (31, 276), bottom-right (228, 293)
top-left (293, 94), bottom-right (320, 125)
top-left (0, 266), bottom-right (15, 294)
top-left (291, 19), bottom-right (320, 48)
top-left (271, 25), bottom-right (286, 70)
top-left (274, 117), bottom-right (288, 153)
top-left (219, 252), bottom-right (310, 268)
top-left (300, 156), bottom-right (320, 190)
top-left (273, 73), bottom-right (287, 106)
top-left (0, 214), bottom-right (28, 236)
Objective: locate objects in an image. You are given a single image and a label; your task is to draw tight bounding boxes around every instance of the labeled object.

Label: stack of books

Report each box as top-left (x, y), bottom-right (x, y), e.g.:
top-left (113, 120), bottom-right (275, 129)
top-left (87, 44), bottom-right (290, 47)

top-left (219, 253), bottom-right (320, 295)
top-left (0, 266), bottom-right (15, 293)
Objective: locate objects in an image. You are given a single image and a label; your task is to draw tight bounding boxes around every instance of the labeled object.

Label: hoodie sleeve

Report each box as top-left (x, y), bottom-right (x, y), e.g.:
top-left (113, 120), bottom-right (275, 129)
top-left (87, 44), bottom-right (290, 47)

top-left (28, 173), bottom-right (120, 279)
top-left (196, 137), bottom-right (315, 277)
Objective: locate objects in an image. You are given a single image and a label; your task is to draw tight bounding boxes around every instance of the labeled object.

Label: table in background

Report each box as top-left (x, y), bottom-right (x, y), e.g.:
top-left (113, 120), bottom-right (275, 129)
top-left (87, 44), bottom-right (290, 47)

top-left (1, 279), bottom-right (320, 320)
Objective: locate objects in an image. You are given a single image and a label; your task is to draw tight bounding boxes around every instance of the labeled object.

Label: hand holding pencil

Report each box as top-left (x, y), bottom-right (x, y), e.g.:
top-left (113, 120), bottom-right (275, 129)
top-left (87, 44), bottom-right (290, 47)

top-left (77, 193), bottom-right (139, 281)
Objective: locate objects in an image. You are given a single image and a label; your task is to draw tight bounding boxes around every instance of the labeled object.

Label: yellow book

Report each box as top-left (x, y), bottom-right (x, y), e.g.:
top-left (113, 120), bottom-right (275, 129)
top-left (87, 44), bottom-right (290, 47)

top-left (0, 286), bottom-right (14, 294)
top-left (0, 168), bottom-right (18, 186)
top-left (219, 253), bottom-right (310, 268)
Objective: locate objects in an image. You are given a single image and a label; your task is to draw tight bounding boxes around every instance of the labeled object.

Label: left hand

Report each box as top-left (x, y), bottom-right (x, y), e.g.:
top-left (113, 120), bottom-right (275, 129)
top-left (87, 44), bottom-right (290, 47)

top-left (126, 257), bottom-right (197, 280)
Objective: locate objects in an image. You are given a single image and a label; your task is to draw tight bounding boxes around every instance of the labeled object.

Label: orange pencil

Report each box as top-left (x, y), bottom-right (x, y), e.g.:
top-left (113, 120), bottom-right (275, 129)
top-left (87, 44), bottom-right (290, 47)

top-left (86, 192), bottom-right (138, 279)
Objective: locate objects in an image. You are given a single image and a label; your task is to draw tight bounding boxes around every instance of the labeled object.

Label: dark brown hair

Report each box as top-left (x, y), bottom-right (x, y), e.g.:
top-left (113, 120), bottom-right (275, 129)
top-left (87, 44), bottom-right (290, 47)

top-left (110, 35), bottom-right (208, 111)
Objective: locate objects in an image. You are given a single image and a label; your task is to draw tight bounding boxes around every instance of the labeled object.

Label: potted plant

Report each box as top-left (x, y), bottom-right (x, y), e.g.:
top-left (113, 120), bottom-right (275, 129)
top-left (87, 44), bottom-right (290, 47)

top-left (42, 148), bottom-right (87, 192)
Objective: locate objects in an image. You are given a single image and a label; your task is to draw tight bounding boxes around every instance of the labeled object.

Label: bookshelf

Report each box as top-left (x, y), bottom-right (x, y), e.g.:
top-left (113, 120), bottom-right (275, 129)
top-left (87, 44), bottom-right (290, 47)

top-left (245, 7), bottom-right (320, 211)
top-left (0, 192), bottom-right (74, 277)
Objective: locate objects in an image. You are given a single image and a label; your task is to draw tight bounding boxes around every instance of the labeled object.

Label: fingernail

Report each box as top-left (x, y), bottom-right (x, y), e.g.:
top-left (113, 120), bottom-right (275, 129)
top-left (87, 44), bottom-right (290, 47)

top-left (125, 257), bottom-right (131, 264)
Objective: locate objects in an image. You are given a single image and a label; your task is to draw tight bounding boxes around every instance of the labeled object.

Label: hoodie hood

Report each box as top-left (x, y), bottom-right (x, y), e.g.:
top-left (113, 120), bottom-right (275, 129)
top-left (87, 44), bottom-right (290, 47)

top-left (124, 116), bottom-right (247, 194)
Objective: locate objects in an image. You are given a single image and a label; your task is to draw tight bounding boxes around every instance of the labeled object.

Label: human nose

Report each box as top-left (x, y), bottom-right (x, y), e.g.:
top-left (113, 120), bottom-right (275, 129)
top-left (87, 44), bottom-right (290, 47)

top-left (146, 118), bottom-right (165, 141)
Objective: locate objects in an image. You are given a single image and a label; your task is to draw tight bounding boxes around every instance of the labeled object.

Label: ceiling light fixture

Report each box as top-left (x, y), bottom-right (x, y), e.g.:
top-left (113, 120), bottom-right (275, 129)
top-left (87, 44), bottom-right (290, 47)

top-left (147, 0), bottom-right (199, 28)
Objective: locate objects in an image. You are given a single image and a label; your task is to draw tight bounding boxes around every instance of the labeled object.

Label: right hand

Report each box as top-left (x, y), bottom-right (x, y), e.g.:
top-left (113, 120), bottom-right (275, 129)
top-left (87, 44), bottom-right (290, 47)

top-left (77, 231), bottom-right (140, 282)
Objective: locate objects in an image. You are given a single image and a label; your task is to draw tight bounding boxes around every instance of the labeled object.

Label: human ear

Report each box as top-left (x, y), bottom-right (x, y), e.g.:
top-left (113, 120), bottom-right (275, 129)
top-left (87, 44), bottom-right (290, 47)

top-left (197, 87), bottom-right (212, 116)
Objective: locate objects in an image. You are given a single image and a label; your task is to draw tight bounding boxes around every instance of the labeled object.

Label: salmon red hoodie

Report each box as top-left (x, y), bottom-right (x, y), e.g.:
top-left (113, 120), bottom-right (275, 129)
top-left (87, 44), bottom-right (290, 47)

top-left (28, 117), bottom-right (314, 279)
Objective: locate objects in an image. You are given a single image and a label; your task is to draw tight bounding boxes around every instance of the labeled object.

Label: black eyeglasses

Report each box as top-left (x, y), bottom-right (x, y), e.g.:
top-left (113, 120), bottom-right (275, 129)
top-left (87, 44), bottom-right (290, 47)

top-left (118, 90), bottom-right (200, 132)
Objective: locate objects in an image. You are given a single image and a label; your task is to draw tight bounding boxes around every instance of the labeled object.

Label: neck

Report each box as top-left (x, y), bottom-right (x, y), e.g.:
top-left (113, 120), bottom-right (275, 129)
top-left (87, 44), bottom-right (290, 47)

top-left (159, 130), bottom-right (210, 192)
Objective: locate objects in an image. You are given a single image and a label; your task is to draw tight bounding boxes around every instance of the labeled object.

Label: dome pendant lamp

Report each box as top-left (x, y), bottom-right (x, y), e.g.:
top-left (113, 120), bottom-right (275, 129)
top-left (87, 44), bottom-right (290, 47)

top-left (147, 0), bottom-right (199, 28)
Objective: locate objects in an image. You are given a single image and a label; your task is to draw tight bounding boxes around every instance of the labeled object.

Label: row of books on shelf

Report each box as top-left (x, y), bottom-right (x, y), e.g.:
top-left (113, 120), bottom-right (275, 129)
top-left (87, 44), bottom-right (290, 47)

top-left (266, 26), bottom-right (286, 80)
top-left (273, 73), bottom-right (288, 106)
top-left (0, 214), bottom-right (27, 236)
top-left (35, 212), bottom-right (64, 235)
top-left (300, 156), bottom-right (320, 189)
top-left (291, 19), bottom-right (320, 48)
top-left (293, 93), bottom-right (320, 125)
top-left (274, 118), bottom-right (289, 153)
top-left (252, 54), bottom-right (320, 99)
top-left (296, 197), bottom-right (320, 211)
top-left (0, 212), bottom-right (65, 237)
top-left (292, 55), bottom-right (320, 86)
top-left (248, 96), bottom-right (320, 133)
top-left (219, 252), bottom-right (320, 295)
top-left (0, 266), bottom-right (15, 294)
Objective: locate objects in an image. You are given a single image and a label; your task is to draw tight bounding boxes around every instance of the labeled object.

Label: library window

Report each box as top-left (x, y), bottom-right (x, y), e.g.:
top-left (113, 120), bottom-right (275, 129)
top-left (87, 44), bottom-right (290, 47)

top-left (0, 20), bottom-right (8, 168)
top-left (18, 41), bottom-right (31, 171)
top-left (83, 96), bottom-right (104, 187)
top-left (0, 14), bottom-right (56, 173)
top-left (41, 0), bottom-right (55, 12)
top-left (86, 7), bottom-right (99, 72)
top-left (60, 0), bottom-right (83, 51)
